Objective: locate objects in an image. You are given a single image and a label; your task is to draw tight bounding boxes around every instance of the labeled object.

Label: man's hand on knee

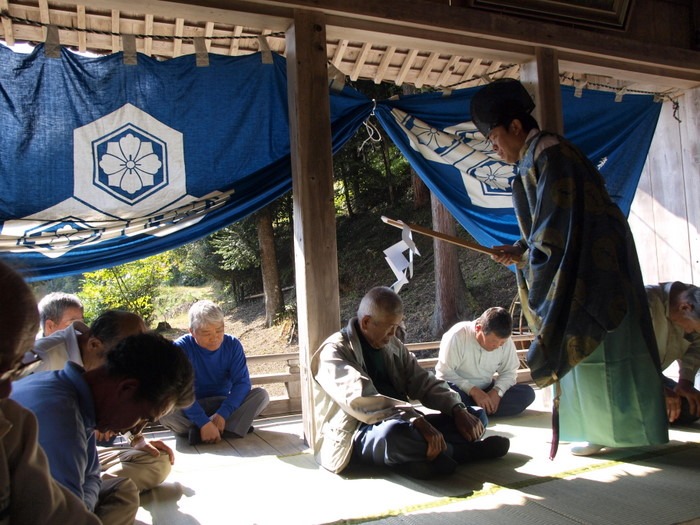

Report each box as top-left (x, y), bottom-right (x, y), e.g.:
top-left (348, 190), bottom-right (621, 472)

top-left (453, 405), bottom-right (484, 442)
top-left (210, 413), bottom-right (226, 433)
top-left (412, 417), bottom-right (447, 460)
top-left (201, 421), bottom-right (222, 443)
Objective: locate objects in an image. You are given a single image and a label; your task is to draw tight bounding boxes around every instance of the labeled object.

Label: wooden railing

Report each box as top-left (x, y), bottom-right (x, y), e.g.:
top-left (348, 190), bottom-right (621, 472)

top-left (252, 333), bottom-right (534, 417)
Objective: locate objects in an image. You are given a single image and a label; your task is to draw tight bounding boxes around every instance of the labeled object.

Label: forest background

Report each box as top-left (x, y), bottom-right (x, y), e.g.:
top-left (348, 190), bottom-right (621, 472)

top-left (30, 81), bottom-right (518, 389)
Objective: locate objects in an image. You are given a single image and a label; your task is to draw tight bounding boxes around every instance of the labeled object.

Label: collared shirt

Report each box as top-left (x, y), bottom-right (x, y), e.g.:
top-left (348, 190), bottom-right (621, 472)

top-left (0, 398), bottom-right (100, 524)
top-left (435, 320), bottom-right (519, 395)
top-left (32, 323), bottom-right (85, 372)
top-left (10, 362), bottom-right (100, 511)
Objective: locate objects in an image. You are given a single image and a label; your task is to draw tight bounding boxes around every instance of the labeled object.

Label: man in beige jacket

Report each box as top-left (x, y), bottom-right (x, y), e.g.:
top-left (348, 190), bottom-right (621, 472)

top-left (312, 286), bottom-right (510, 480)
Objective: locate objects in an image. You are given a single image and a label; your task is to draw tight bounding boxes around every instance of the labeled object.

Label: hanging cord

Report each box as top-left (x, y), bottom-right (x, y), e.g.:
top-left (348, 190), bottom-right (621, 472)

top-left (358, 100), bottom-right (382, 152)
top-left (671, 99), bottom-right (681, 123)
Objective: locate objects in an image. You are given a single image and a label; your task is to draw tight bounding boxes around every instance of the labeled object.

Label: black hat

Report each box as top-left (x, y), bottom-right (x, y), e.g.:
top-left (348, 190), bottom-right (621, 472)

top-left (470, 79), bottom-right (535, 138)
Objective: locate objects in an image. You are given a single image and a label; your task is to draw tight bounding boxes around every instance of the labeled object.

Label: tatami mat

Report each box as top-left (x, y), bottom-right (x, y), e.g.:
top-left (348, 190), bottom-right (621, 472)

top-left (134, 396), bottom-right (700, 525)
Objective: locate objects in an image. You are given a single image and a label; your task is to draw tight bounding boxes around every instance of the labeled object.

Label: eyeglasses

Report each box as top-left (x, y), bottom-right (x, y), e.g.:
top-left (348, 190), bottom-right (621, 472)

top-left (0, 352), bottom-right (43, 382)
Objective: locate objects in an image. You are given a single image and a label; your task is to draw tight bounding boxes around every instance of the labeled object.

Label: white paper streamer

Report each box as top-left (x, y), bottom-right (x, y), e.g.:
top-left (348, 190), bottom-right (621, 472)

top-left (383, 222), bottom-right (420, 293)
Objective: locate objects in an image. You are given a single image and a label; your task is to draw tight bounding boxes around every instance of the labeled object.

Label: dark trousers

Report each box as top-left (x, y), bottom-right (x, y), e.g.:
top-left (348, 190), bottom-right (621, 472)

top-left (351, 413), bottom-right (482, 468)
top-left (448, 381), bottom-right (536, 426)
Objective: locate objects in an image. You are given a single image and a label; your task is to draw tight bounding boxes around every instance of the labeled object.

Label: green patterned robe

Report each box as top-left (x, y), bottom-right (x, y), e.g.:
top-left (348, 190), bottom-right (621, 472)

top-left (513, 131), bottom-right (667, 447)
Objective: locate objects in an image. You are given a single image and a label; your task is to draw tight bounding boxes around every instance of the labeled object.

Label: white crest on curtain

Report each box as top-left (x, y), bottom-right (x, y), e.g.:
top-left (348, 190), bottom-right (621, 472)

top-left (0, 103), bottom-right (229, 258)
top-left (390, 108), bottom-right (516, 208)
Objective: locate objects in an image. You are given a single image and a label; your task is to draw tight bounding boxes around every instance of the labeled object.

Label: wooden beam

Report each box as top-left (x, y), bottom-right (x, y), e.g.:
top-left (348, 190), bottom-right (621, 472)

top-left (111, 9), bottom-right (120, 53)
top-left (330, 38), bottom-right (348, 67)
top-left (459, 57), bottom-right (482, 86)
top-left (395, 48), bottom-right (418, 86)
top-left (436, 54), bottom-right (461, 88)
top-left (76, 4), bottom-right (86, 52)
top-left (38, 0), bottom-right (49, 40)
top-left (228, 25), bottom-right (243, 55)
top-left (286, 9), bottom-right (340, 449)
top-left (29, 0), bottom-right (700, 87)
top-left (144, 13), bottom-right (153, 55)
top-left (374, 44), bottom-right (395, 84)
top-left (204, 20), bottom-right (214, 51)
top-left (0, 0), bottom-right (15, 46)
top-left (350, 41), bottom-right (371, 81)
top-left (173, 17), bottom-right (184, 56)
top-left (415, 50), bottom-right (438, 88)
top-left (521, 47), bottom-right (563, 135)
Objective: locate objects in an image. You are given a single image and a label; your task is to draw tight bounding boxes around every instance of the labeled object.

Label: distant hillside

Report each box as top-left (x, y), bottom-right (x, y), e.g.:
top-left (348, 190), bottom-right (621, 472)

top-left (335, 202), bottom-right (518, 343)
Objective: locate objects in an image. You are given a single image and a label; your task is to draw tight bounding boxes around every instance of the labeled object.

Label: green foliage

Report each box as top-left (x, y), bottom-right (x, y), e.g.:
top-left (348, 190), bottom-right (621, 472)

top-left (80, 252), bottom-right (176, 325)
top-left (153, 285), bottom-right (214, 326)
top-left (211, 219), bottom-right (259, 271)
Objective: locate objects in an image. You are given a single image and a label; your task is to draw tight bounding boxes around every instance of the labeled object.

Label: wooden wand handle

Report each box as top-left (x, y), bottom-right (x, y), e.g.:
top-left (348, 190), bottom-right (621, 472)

top-left (380, 216), bottom-right (499, 256)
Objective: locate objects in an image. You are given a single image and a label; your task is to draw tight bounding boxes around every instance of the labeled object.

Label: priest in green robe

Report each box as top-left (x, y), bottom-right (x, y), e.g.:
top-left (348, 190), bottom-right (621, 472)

top-left (470, 79), bottom-right (667, 456)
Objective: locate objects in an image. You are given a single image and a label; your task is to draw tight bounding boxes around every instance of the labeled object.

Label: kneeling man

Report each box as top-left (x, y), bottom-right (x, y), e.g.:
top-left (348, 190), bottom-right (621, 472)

top-left (436, 307), bottom-right (535, 425)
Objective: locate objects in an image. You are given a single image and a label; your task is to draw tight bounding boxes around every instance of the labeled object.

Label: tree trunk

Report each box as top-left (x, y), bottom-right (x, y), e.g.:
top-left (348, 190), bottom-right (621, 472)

top-left (380, 135), bottom-right (395, 206)
top-left (431, 192), bottom-right (469, 337)
top-left (411, 167), bottom-right (430, 209)
top-left (401, 85), bottom-right (430, 210)
top-left (256, 206), bottom-right (284, 327)
top-left (341, 164), bottom-right (355, 218)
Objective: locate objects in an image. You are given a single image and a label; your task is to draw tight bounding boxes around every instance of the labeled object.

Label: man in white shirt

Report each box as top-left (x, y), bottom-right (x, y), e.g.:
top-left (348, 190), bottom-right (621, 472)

top-left (436, 307), bottom-right (535, 425)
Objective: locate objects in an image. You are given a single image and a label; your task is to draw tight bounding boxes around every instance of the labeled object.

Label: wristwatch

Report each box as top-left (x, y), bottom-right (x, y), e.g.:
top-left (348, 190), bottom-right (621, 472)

top-left (453, 402), bottom-right (467, 412)
top-left (123, 431), bottom-right (144, 445)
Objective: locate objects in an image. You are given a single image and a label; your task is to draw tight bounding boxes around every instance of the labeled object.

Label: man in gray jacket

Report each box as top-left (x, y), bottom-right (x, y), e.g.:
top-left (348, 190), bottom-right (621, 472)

top-left (312, 286), bottom-right (510, 479)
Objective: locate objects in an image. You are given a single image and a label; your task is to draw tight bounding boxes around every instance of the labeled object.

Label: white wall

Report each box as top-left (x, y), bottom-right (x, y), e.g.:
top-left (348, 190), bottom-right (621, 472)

top-left (629, 86), bottom-right (700, 286)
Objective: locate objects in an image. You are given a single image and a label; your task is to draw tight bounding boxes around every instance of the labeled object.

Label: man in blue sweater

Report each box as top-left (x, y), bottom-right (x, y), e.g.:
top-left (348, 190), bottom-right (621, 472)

top-left (11, 332), bottom-right (195, 525)
top-left (160, 300), bottom-right (270, 445)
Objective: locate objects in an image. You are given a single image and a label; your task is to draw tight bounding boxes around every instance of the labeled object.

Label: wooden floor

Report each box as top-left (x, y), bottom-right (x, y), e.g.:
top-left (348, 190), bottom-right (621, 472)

top-left (134, 391), bottom-right (700, 525)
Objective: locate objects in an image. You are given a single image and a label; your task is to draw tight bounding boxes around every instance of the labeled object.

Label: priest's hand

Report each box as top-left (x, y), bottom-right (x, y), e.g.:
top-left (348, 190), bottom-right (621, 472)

top-left (491, 244), bottom-right (524, 266)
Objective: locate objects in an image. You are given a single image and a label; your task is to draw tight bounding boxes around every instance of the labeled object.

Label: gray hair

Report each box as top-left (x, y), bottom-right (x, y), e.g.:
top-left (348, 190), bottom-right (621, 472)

top-left (357, 286), bottom-right (403, 319)
top-left (682, 285), bottom-right (700, 321)
top-left (37, 292), bottom-right (83, 330)
top-left (189, 300), bottom-right (224, 331)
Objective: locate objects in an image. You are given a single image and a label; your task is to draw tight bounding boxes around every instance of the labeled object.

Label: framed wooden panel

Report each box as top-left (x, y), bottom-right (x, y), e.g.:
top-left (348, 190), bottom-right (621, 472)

top-left (469, 0), bottom-right (633, 30)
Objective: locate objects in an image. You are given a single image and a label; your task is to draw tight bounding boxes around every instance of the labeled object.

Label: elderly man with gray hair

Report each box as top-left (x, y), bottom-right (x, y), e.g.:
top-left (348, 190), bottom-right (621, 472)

top-left (312, 286), bottom-right (510, 480)
top-left (160, 300), bottom-right (270, 446)
top-left (647, 282), bottom-right (700, 425)
top-left (37, 291), bottom-right (84, 337)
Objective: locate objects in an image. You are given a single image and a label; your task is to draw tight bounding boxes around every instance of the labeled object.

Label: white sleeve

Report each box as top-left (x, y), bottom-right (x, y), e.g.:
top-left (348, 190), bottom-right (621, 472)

top-left (493, 340), bottom-right (519, 394)
top-left (436, 330), bottom-right (474, 393)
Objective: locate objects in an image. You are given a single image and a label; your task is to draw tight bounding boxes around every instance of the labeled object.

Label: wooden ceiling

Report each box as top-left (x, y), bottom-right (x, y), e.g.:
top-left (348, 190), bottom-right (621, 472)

top-left (0, 0), bottom-right (695, 98)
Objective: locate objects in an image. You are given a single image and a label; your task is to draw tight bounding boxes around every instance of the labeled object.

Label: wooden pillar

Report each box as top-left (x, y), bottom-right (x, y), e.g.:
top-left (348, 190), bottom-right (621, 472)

top-left (520, 47), bottom-right (563, 134)
top-left (286, 10), bottom-right (340, 447)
